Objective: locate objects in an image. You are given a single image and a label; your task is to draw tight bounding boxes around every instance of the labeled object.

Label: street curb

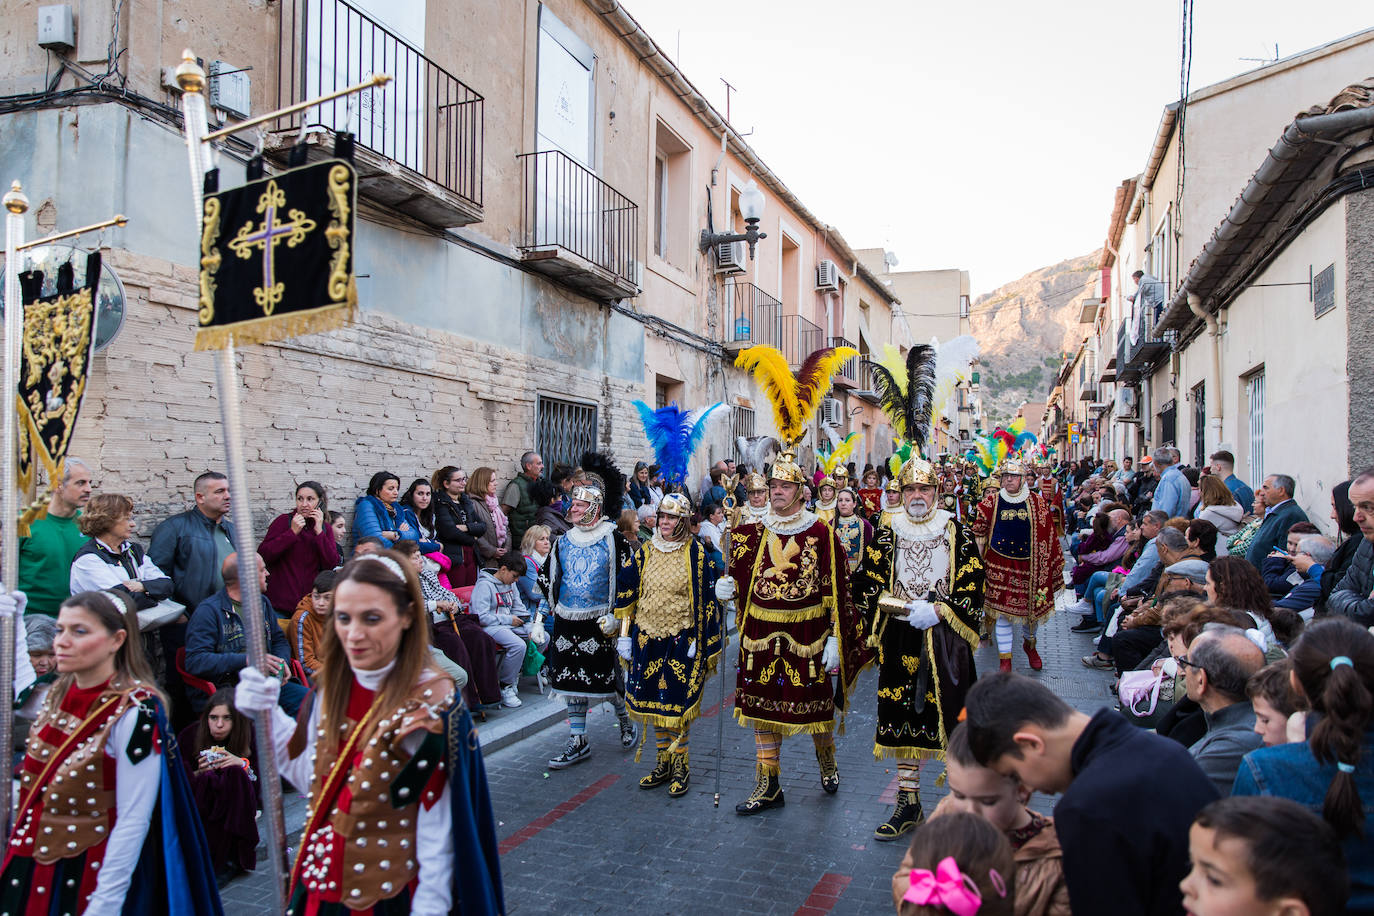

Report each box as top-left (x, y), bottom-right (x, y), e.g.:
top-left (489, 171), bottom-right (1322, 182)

top-left (476, 694), bottom-right (568, 755)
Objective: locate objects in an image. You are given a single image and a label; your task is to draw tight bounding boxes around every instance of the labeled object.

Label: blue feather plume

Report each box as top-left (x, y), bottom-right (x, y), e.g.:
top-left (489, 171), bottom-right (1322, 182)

top-left (632, 400), bottom-right (726, 485)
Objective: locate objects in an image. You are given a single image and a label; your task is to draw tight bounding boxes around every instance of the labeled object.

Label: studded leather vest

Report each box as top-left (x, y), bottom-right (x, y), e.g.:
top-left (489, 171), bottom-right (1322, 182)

top-left (11, 680), bottom-right (156, 865)
top-left (291, 674), bottom-right (454, 910)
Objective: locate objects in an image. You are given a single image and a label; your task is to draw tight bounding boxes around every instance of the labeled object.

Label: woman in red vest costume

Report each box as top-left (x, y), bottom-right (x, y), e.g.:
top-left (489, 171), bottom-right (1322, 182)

top-left (235, 550), bottom-right (503, 915)
top-left (1, 590), bottom-right (222, 915)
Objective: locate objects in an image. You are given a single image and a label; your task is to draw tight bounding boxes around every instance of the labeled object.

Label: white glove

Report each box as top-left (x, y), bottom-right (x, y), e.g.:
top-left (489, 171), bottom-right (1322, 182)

top-left (0, 589), bottom-right (28, 619)
top-left (235, 666), bottom-right (281, 719)
top-left (529, 619), bottom-right (549, 648)
top-left (820, 636), bottom-right (839, 671)
top-left (616, 636), bottom-right (633, 661)
top-left (714, 576), bottom-right (736, 602)
top-left (687, 639), bottom-right (697, 659)
top-left (597, 614), bottom-right (618, 637)
top-left (904, 599), bottom-right (940, 630)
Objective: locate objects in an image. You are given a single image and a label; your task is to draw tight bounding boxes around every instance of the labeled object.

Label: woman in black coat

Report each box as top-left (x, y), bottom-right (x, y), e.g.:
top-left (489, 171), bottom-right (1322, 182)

top-left (431, 465), bottom-right (487, 588)
top-left (1317, 479), bottom-right (1362, 615)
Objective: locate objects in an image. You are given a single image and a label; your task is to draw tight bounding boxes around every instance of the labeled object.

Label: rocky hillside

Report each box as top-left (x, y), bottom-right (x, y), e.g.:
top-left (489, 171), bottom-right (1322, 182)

top-left (970, 253), bottom-right (1098, 424)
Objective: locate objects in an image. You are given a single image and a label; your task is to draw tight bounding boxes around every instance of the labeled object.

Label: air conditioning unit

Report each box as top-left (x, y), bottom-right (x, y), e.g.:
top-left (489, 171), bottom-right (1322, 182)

top-left (714, 241), bottom-right (746, 274)
top-left (815, 259), bottom-right (840, 291)
top-left (819, 397), bottom-right (843, 427)
top-left (208, 60), bottom-right (252, 119)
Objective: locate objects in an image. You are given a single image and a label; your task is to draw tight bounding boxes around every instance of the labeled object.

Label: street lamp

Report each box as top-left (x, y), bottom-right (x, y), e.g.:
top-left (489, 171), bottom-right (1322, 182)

top-left (700, 179), bottom-right (768, 260)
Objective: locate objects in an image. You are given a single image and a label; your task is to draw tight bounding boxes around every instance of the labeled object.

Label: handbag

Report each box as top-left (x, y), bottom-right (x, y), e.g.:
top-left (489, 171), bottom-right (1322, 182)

top-left (1119, 666), bottom-right (1181, 729)
top-left (521, 640), bottom-right (545, 677)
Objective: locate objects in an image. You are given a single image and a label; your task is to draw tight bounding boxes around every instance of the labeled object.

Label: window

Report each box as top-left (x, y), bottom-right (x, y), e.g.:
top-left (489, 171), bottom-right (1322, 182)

top-left (536, 8), bottom-right (594, 166)
top-left (1191, 381), bottom-right (1205, 465)
top-left (536, 395), bottom-right (598, 472)
top-left (1159, 398), bottom-right (1176, 447)
top-left (1149, 207), bottom-right (1173, 301)
top-left (959, 295), bottom-right (970, 318)
top-left (652, 121), bottom-right (690, 266)
top-left (1247, 370), bottom-right (1265, 490)
top-left (731, 406), bottom-right (755, 463)
top-left (654, 375), bottom-right (682, 410)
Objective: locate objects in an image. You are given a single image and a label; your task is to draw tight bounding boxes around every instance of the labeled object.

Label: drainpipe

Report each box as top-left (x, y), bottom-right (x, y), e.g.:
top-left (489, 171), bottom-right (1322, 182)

top-left (1188, 292), bottom-right (1223, 453)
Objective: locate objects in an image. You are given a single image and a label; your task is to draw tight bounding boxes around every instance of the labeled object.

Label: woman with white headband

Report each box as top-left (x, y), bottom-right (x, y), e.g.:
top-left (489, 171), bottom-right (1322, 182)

top-left (234, 550), bottom-right (504, 915)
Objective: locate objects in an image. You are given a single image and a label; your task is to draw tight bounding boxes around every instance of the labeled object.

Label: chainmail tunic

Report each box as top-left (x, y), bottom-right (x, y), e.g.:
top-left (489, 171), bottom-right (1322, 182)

top-left (635, 543), bottom-right (693, 638)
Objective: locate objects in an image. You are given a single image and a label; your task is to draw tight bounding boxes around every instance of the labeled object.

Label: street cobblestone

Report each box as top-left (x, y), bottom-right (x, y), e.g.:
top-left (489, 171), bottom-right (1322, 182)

top-left (224, 587), bottom-right (1120, 914)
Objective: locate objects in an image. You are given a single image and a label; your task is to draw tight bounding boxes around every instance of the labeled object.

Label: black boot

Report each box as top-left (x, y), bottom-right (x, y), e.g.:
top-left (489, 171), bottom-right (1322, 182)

top-left (874, 790), bottom-right (924, 841)
top-left (639, 749), bottom-right (671, 789)
top-left (735, 765), bottom-right (785, 815)
top-left (815, 743), bottom-right (840, 794)
top-left (667, 752), bottom-right (690, 798)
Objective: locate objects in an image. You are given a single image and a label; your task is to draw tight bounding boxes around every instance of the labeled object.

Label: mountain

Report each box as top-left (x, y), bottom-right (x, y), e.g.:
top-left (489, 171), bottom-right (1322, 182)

top-left (970, 253), bottom-right (1098, 425)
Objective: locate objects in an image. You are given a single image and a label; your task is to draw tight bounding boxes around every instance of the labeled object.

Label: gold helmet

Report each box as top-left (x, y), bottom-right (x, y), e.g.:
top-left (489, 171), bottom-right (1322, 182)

top-left (816, 474), bottom-right (837, 492)
top-left (656, 492), bottom-right (693, 540)
top-left (884, 476), bottom-right (901, 493)
top-left (831, 465), bottom-right (850, 486)
top-left (768, 450), bottom-right (808, 486)
top-left (896, 455), bottom-right (939, 488)
top-left (998, 457), bottom-right (1027, 477)
top-left (744, 471), bottom-right (768, 493)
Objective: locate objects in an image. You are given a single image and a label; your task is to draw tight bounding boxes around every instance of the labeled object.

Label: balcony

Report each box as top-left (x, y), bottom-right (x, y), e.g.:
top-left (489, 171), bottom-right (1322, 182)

top-left (719, 280), bottom-right (822, 367)
top-left (1115, 306), bottom-right (1173, 384)
top-left (517, 150), bottom-right (640, 301)
top-left (272, 0), bottom-right (484, 228)
top-left (829, 336), bottom-right (858, 386)
top-left (1079, 384), bottom-right (1097, 402)
top-left (1099, 352), bottom-right (1117, 383)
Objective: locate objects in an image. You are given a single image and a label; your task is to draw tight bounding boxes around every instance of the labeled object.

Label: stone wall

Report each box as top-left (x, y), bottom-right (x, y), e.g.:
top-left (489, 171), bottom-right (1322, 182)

top-left (1347, 189), bottom-right (1374, 471)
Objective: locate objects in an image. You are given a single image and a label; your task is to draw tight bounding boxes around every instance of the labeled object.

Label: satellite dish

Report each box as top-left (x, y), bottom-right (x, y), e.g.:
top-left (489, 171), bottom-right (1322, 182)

top-left (0, 244), bottom-right (127, 352)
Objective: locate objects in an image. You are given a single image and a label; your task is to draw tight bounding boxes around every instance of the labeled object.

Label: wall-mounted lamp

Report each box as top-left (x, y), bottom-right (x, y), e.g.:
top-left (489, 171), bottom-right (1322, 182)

top-left (700, 179), bottom-right (768, 260)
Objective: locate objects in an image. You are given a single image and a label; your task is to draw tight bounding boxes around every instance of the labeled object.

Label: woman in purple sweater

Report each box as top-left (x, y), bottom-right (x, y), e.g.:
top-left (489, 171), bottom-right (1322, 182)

top-left (258, 481), bottom-right (341, 618)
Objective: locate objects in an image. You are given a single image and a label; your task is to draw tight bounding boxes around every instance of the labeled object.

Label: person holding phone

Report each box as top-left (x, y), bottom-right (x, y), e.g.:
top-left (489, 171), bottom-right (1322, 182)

top-left (259, 481), bottom-right (340, 620)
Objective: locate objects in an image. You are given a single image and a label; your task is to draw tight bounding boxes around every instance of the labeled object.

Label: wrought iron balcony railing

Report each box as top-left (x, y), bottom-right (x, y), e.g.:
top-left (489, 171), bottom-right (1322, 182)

top-left (829, 336), bottom-right (857, 383)
top-left (276, 0), bottom-right (484, 220)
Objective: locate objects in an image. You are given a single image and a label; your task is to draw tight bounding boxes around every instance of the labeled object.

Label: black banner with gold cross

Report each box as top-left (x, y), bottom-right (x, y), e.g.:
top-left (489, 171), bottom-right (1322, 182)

top-left (196, 157), bottom-right (357, 350)
top-left (16, 253), bottom-right (99, 532)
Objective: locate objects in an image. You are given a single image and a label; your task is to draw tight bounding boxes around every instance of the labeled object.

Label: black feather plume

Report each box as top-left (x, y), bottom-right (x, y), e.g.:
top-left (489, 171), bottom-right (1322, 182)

top-left (905, 344), bottom-right (938, 454)
top-left (580, 451), bottom-right (625, 521)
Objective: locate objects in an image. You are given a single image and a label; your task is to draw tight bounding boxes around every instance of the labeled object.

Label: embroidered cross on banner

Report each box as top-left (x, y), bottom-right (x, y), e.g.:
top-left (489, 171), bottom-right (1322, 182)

top-left (226, 180), bottom-right (317, 314)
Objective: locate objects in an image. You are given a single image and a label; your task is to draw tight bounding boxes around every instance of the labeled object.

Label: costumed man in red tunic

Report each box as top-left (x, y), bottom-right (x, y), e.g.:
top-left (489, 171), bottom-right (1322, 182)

top-left (1035, 460), bottom-right (1066, 543)
top-left (970, 456), bottom-right (1064, 672)
top-left (718, 345), bottom-right (871, 815)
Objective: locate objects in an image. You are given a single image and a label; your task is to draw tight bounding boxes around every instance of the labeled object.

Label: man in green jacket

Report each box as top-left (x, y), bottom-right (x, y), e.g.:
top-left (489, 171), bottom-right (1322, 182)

top-left (500, 450), bottom-right (544, 549)
top-left (18, 459), bottom-right (93, 617)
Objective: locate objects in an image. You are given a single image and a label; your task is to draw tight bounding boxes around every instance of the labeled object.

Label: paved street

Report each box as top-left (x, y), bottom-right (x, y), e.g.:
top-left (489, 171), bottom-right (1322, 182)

top-left (224, 587), bottom-right (1118, 914)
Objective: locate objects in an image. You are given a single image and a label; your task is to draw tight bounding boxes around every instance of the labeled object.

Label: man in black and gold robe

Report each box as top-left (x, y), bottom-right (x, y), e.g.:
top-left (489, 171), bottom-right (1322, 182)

top-left (854, 454), bottom-right (984, 841)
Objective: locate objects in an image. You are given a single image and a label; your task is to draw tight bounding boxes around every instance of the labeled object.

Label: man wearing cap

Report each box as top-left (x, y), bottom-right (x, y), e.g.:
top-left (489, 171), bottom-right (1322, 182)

top-left (854, 455), bottom-right (984, 840)
top-left (971, 457), bottom-right (1064, 672)
top-left (714, 449), bottom-right (871, 815)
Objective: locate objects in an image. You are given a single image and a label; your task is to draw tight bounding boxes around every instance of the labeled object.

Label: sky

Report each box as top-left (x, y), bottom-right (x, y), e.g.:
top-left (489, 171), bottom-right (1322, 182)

top-left (619, 0), bottom-right (1372, 297)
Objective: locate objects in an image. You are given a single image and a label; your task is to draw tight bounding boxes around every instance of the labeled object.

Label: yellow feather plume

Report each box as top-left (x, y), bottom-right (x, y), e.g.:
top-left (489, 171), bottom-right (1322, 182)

top-left (876, 344), bottom-right (908, 397)
top-left (821, 433), bottom-right (861, 474)
top-left (735, 345), bottom-right (859, 446)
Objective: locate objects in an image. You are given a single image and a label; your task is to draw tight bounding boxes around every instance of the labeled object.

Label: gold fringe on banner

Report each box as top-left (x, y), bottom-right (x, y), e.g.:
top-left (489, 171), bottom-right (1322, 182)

top-left (193, 291), bottom-right (356, 351)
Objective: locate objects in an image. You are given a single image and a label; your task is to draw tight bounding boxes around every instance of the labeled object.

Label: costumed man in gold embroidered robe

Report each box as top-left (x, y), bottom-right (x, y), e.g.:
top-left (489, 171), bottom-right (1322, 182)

top-left (617, 494), bottom-right (723, 798)
top-left (853, 455), bottom-right (984, 841)
top-left (970, 457), bottom-right (1064, 673)
top-left (715, 450), bottom-right (872, 814)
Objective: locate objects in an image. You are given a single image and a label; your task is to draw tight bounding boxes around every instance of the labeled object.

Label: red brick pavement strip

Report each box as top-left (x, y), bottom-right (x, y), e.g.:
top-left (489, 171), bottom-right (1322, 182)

top-left (497, 773), bottom-right (621, 854)
top-left (793, 872), bottom-right (853, 916)
top-left (701, 691), bottom-right (735, 718)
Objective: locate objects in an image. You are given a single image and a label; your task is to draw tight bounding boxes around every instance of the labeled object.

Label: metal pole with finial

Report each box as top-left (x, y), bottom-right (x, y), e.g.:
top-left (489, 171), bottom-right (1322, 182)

top-left (713, 475), bottom-right (741, 808)
top-left (174, 50), bottom-right (289, 911)
top-left (0, 180), bottom-right (29, 842)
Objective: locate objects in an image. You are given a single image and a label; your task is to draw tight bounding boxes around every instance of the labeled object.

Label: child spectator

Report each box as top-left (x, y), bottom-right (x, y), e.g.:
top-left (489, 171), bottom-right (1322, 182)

top-left (289, 569), bottom-right (336, 678)
top-left (177, 687), bottom-right (259, 886)
top-left (931, 723), bottom-right (1069, 915)
top-left (891, 812), bottom-right (1015, 916)
top-left (470, 550), bottom-right (533, 709)
top-left (1181, 796), bottom-right (1347, 916)
top-left (1245, 659), bottom-right (1304, 747)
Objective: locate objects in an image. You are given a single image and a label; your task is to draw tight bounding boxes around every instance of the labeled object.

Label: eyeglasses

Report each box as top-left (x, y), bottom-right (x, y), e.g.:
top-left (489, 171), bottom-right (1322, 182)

top-left (1175, 654), bottom-right (1205, 675)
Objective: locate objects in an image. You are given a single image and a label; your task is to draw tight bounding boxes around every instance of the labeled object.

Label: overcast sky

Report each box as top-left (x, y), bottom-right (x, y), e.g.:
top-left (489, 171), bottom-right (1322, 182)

top-left (620, 0), bottom-right (1371, 296)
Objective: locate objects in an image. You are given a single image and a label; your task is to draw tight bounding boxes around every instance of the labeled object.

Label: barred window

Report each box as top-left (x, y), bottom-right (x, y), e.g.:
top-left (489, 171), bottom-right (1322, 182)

top-left (731, 406), bottom-right (755, 463)
top-left (536, 395), bottom-right (598, 472)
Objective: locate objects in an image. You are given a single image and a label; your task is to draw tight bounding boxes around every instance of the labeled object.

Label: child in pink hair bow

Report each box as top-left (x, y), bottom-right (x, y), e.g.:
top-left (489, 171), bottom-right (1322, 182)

top-left (903, 857), bottom-right (986, 915)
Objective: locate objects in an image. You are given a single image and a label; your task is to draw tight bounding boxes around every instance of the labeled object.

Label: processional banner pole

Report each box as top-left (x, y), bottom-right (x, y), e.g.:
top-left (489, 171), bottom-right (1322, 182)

top-left (174, 50), bottom-right (291, 911)
top-left (714, 476), bottom-right (741, 808)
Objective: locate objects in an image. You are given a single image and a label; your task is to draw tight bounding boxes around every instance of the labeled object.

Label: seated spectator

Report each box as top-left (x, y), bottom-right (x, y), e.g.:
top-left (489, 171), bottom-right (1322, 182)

top-left (698, 503), bottom-right (726, 554)
top-left (1206, 555), bottom-right (1301, 654)
top-left (519, 524), bottom-right (550, 620)
top-left (431, 466), bottom-right (485, 589)
top-left (149, 470), bottom-right (235, 611)
top-left (1186, 518), bottom-right (1219, 562)
top-left (964, 673), bottom-right (1218, 916)
top-left (399, 478), bottom-right (443, 555)
top-left (1260, 521), bottom-right (1320, 596)
top-left (929, 723), bottom-right (1070, 915)
top-left (1246, 659), bottom-right (1304, 748)
top-left (258, 481), bottom-right (339, 619)
top-left (532, 476), bottom-right (571, 539)
top-left (1325, 467), bottom-right (1374, 626)
top-left (351, 471), bottom-right (418, 550)
top-left (470, 550), bottom-right (534, 710)
top-left (1316, 480), bottom-right (1362, 615)
top-left (616, 508), bottom-right (641, 545)
top-left (327, 511), bottom-right (349, 562)
top-left (1245, 473), bottom-right (1310, 569)
top-left (69, 493), bottom-right (174, 610)
top-left (1208, 450), bottom-right (1255, 513)
top-left (177, 687), bottom-right (259, 885)
top-left (288, 569), bottom-right (335, 678)
top-left (635, 504), bottom-right (657, 542)
top-left (18, 457), bottom-right (92, 618)
top-left (1105, 559), bottom-right (1210, 675)
top-left (1180, 625), bottom-right (1266, 797)
top-left (1182, 796), bottom-right (1347, 916)
top-left (891, 812), bottom-right (1015, 916)
top-left (466, 467), bottom-right (510, 565)
top-left (703, 468), bottom-right (728, 507)
top-left (1277, 535), bottom-right (1335, 618)
top-left (1070, 508), bottom-right (1131, 594)
top-left (391, 540), bottom-right (501, 710)
top-left (1233, 618), bottom-right (1374, 911)
top-left (1181, 465), bottom-right (1202, 515)
top-left (184, 553), bottom-right (304, 716)
top-left (352, 536), bottom-right (386, 557)
top-left (628, 461), bottom-right (653, 509)
top-left (1195, 474), bottom-right (1244, 543)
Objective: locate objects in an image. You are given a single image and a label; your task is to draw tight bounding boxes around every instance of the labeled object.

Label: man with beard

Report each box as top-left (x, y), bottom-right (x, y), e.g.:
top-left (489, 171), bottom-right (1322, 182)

top-left (854, 454), bottom-right (984, 840)
top-left (971, 457), bottom-right (1064, 672)
top-left (715, 449), bottom-right (871, 814)
top-left (538, 453), bottom-right (639, 768)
